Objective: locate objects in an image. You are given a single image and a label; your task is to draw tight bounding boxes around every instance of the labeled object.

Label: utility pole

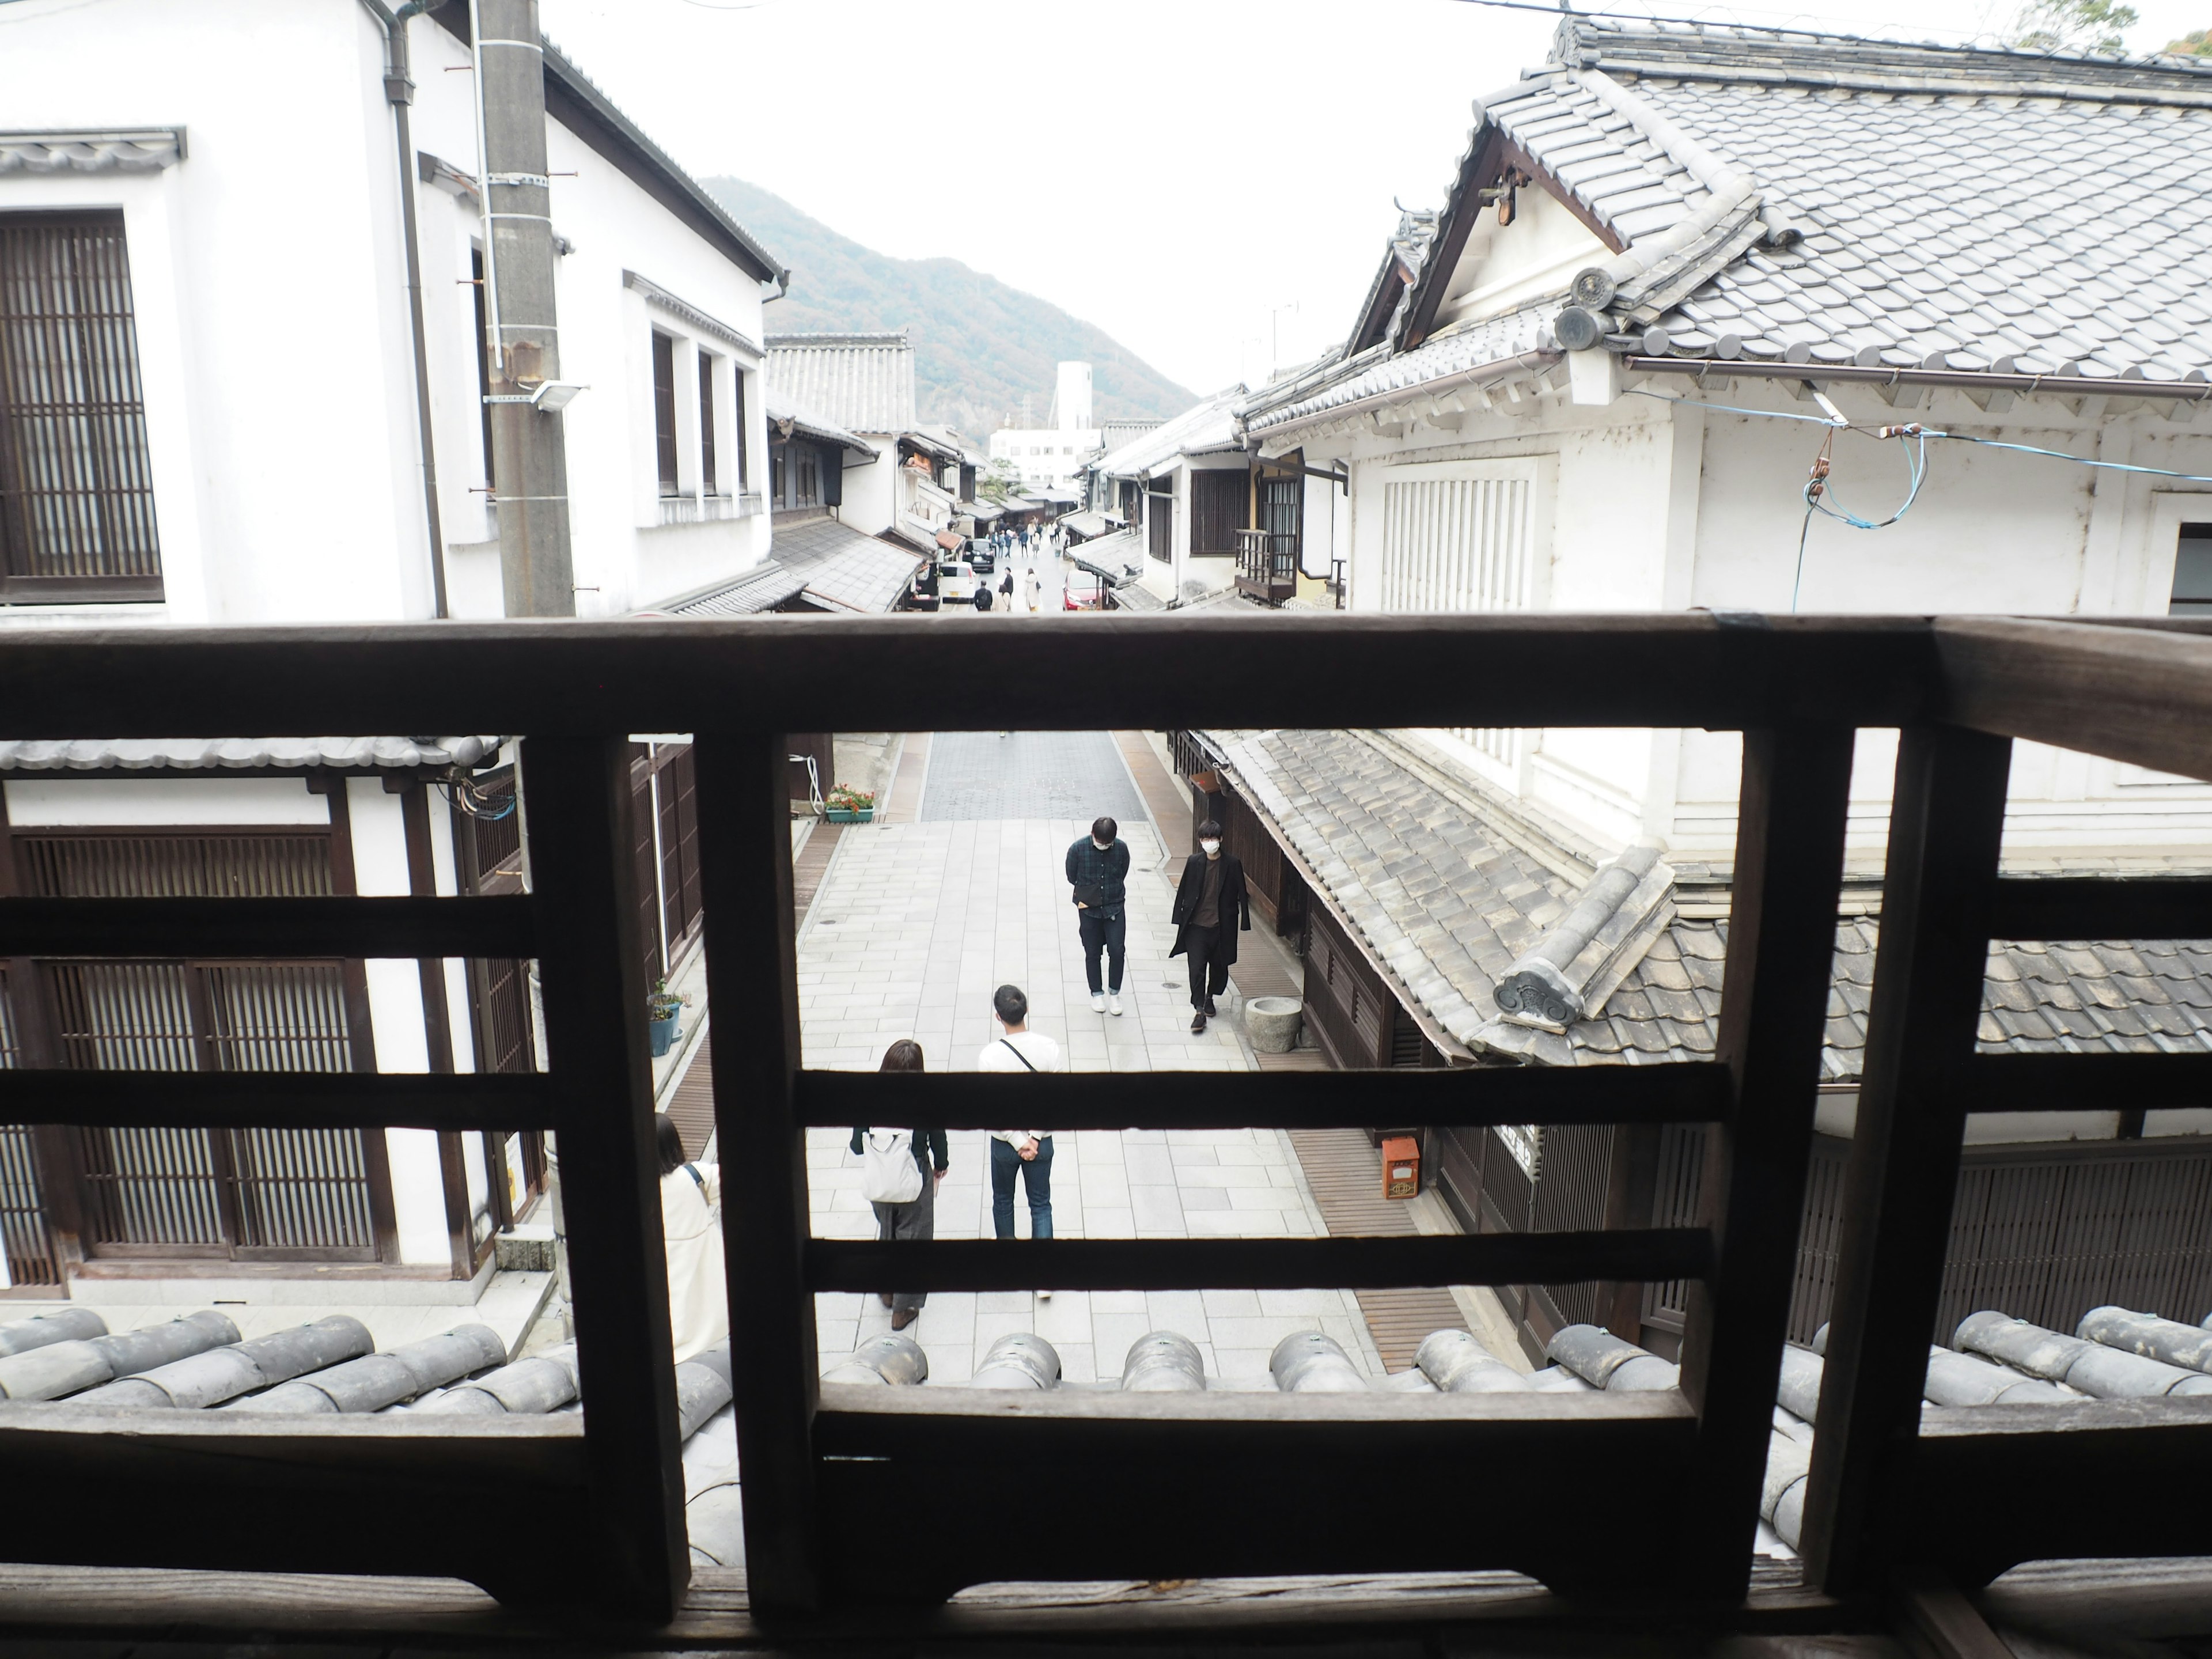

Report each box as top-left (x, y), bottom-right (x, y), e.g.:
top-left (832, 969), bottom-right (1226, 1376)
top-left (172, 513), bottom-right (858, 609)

top-left (471, 0), bottom-right (575, 617)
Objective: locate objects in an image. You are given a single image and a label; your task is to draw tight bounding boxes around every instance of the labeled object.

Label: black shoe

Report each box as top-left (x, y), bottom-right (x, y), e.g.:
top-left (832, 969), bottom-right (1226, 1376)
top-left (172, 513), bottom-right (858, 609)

top-left (891, 1307), bottom-right (919, 1332)
top-left (1204, 997), bottom-right (1218, 1017)
top-left (1191, 1012), bottom-right (1207, 1034)
top-left (877, 1292), bottom-right (894, 1309)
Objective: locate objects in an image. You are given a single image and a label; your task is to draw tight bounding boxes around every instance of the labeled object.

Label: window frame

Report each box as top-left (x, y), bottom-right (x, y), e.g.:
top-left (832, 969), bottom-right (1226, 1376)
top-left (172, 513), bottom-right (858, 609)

top-left (0, 209), bottom-right (164, 604)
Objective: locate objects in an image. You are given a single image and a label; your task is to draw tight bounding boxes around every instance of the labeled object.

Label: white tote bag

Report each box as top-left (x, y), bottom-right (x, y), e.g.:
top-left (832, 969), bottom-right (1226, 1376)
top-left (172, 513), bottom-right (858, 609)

top-left (861, 1128), bottom-right (924, 1204)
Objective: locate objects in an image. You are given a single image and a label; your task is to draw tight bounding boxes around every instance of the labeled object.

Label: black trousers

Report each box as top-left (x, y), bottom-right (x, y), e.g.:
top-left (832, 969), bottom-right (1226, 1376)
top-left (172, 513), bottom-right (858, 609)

top-left (1079, 908), bottom-right (1126, 994)
top-left (1184, 923), bottom-right (1231, 1008)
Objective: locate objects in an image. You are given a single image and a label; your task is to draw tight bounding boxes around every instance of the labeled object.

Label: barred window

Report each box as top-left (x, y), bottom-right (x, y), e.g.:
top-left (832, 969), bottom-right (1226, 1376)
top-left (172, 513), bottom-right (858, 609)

top-left (0, 211), bottom-right (162, 602)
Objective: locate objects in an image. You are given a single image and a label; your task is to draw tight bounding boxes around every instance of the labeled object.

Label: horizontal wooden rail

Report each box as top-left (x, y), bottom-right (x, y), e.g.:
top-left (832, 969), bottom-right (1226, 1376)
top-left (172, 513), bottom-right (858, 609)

top-left (798, 1062), bottom-right (1732, 1131)
top-left (1986, 877), bottom-right (2212, 941)
top-left (0, 615), bottom-right (1938, 737)
top-left (0, 895), bottom-right (537, 959)
top-left (805, 1229), bottom-right (1714, 1294)
top-left (1937, 617), bottom-right (2212, 785)
top-left (1958, 1050), bottom-right (2212, 1112)
top-left (0, 1070), bottom-right (551, 1132)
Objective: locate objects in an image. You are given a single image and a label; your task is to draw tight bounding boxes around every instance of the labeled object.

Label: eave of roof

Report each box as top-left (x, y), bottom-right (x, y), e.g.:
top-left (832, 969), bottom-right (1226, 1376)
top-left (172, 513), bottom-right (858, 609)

top-left (0, 736), bottom-right (502, 774)
top-left (431, 12), bottom-right (786, 287)
top-left (765, 396), bottom-right (879, 460)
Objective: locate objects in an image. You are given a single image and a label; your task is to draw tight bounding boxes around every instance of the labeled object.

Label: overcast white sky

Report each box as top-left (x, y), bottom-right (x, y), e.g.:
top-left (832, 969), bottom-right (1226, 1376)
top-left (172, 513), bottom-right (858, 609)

top-left (539, 0), bottom-right (2210, 402)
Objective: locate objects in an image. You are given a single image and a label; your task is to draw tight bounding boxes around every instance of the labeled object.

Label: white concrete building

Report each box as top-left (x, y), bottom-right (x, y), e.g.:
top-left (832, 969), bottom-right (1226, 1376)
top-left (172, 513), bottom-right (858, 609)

top-left (0, 0), bottom-right (787, 1301)
top-left (988, 360), bottom-right (1104, 493)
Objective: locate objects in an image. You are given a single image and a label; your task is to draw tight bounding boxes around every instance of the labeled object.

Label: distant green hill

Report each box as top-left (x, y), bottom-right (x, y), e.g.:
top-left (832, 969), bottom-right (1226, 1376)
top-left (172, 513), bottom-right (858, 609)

top-left (702, 176), bottom-right (1195, 438)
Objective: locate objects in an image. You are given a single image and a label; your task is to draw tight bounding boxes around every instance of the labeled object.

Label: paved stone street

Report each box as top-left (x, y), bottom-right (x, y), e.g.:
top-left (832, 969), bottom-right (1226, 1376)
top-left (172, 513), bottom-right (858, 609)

top-left (798, 730), bottom-right (1387, 1387)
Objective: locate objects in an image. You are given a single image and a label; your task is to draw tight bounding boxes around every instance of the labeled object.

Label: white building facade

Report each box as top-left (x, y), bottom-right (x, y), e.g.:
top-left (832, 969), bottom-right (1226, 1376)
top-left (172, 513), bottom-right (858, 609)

top-left (0, 0), bottom-right (782, 1300)
top-left (988, 359), bottom-right (1104, 493)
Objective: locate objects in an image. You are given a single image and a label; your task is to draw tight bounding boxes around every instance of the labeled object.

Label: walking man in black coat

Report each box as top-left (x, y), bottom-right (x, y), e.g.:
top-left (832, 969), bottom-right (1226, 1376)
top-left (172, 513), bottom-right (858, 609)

top-left (1169, 819), bottom-right (1249, 1035)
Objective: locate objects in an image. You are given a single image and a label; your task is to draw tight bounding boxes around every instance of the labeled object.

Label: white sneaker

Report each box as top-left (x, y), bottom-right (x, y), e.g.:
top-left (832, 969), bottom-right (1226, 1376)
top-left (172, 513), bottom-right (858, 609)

top-left (1108, 992), bottom-right (1123, 1016)
top-left (1038, 1289), bottom-right (1053, 1301)
top-left (1089, 991), bottom-right (1106, 1012)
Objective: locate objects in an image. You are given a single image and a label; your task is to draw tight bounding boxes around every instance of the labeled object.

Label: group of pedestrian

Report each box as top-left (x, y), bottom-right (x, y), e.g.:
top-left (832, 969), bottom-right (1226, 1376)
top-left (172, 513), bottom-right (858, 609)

top-left (652, 809), bottom-right (1252, 1343)
top-left (850, 984), bottom-right (1062, 1328)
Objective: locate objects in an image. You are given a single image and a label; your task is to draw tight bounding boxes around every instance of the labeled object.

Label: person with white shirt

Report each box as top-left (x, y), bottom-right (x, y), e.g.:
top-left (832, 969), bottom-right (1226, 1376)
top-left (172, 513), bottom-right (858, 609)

top-left (976, 984), bottom-right (1062, 1278)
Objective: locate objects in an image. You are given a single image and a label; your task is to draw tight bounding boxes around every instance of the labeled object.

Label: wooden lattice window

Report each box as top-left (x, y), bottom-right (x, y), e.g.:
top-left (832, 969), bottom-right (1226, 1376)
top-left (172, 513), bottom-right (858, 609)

top-left (1190, 469), bottom-right (1247, 556)
top-left (0, 211), bottom-right (162, 603)
top-left (652, 331), bottom-right (679, 496)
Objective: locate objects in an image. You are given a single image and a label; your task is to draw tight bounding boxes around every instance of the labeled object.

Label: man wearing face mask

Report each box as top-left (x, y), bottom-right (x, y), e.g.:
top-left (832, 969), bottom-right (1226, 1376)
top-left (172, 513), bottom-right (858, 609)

top-left (1169, 819), bottom-right (1249, 1035)
top-left (1065, 815), bottom-right (1130, 1014)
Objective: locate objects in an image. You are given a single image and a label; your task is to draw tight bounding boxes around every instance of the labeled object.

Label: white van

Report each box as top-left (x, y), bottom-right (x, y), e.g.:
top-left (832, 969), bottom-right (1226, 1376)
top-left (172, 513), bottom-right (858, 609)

top-left (935, 559), bottom-right (977, 605)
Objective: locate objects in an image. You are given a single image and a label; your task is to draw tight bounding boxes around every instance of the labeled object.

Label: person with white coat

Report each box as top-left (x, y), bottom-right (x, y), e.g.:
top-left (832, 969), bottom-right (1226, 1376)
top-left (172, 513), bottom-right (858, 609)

top-left (656, 1112), bottom-right (728, 1363)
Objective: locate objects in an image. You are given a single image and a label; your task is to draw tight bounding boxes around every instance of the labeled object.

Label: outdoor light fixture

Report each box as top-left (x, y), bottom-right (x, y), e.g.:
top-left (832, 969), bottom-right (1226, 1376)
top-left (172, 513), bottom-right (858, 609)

top-left (529, 380), bottom-right (588, 412)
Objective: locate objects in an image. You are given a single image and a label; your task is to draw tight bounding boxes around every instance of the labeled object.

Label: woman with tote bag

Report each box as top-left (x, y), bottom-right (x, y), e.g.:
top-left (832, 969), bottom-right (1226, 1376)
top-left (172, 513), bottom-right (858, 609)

top-left (849, 1039), bottom-right (949, 1331)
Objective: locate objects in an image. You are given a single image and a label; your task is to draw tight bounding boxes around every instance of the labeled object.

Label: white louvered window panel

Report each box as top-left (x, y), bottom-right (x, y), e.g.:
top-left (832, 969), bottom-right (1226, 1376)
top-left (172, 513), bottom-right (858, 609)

top-left (1379, 460), bottom-right (1540, 768)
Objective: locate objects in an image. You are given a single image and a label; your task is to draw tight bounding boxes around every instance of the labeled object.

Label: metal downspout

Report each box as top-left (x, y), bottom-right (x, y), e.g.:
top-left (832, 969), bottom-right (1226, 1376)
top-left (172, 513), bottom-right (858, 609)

top-left (361, 0), bottom-right (450, 620)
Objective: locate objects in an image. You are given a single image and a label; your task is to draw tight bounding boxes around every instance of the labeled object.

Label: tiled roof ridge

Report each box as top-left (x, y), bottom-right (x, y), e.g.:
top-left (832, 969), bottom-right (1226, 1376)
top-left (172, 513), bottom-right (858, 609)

top-left (765, 331), bottom-right (912, 347)
top-left (1491, 839), bottom-right (1678, 1031)
top-left (1556, 15), bottom-right (2212, 92)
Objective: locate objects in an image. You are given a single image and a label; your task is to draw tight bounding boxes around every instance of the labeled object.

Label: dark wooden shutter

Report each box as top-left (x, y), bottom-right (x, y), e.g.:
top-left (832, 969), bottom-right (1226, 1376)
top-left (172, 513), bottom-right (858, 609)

top-left (1191, 470), bottom-right (1249, 556)
top-left (820, 444), bottom-right (842, 507)
top-left (652, 332), bottom-right (679, 496)
top-left (733, 369), bottom-right (748, 490)
top-left (0, 211), bottom-right (162, 601)
top-left (657, 744), bottom-right (703, 956)
top-left (630, 745), bottom-right (665, 984)
top-left (698, 356), bottom-right (717, 496)
top-left (1147, 487), bottom-right (1172, 562)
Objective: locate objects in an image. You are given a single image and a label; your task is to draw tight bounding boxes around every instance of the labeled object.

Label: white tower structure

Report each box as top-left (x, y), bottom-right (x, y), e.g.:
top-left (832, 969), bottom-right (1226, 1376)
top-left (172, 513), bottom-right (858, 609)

top-left (1054, 361), bottom-right (1093, 433)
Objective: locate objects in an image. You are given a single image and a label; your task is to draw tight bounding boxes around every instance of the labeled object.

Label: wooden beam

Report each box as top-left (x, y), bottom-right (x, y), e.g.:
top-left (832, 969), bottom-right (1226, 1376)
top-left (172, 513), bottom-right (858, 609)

top-left (692, 732), bottom-right (821, 1615)
top-left (0, 896), bottom-right (535, 960)
top-left (1799, 728), bottom-right (2014, 1597)
top-left (0, 1407), bottom-right (590, 1607)
top-left (813, 1385), bottom-right (1695, 1605)
top-left (517, 738), bottom-right (688, 1623)
top-left (805, 1230), bottom-right (1713, 1294)
top-left (1895, 1574), bottom-right (2016, 1659)
top-left (1938, 616), bottom-right (2212, 783)
top-left (1986, 876), bottom-right (2212, 940)
top-left (0, 1069), bottom-right (549, 1131)
top-left (0, 615), bottom-right (1940, 738)
top-left (1673, 724), bottom-right (1856, 1601)
top-left (796, 1061), bottom-right (1732, 1131)
top-left (1956, 1050), bottom-right (2212, 1112)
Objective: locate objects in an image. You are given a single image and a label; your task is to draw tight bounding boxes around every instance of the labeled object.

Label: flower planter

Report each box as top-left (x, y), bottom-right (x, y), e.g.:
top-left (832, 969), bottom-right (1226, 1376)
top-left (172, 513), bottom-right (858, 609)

top-left (825, 807), bottom-right (873, 823)
top-left (649, 1011), bottom-right (681, 1058)
top-left (1244, 996), bottom-right (1303, 1054)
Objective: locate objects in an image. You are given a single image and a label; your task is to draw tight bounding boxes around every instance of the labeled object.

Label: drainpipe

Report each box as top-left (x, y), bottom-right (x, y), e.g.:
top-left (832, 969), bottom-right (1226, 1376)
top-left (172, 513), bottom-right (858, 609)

top-left (469, 0), bottom-right (576, 617)
top-left (358, 0), bottom-right (450, 620)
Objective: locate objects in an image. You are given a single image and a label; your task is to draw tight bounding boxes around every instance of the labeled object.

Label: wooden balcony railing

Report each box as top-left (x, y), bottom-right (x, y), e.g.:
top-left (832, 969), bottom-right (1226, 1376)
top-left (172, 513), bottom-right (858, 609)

top-left (2, 613), bottom-right (2211, 1634)
top-left (1235, 529), bottom-right (1298, 605)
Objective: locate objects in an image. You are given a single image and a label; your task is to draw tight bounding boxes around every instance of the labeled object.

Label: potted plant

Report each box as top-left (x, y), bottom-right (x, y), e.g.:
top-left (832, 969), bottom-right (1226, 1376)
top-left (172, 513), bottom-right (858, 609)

top-left (647, 976), bottom-right (685, 1058)
top-left (825, 785), bottom-right (875, 824)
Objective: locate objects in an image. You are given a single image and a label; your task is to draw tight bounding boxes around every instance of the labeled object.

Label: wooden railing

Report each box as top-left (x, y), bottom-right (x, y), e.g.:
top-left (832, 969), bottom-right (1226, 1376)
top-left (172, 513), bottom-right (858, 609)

top-left (1235, 528), bottom-right (1298, 604)
top-left (2, 613), bottom-right (2211, 1625)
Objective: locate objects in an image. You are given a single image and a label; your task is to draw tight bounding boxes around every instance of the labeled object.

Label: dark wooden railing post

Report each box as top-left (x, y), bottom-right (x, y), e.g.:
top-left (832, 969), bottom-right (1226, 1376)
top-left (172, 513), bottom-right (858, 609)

top-left (692, 731), bottom-right (821, 1613)
top-left (518, 736), bottom-right (689, 1621)
top-left (1672, 724), bottom-right (1856, 1600)
top-left (1798, 725), bottom-right (2012, 1595)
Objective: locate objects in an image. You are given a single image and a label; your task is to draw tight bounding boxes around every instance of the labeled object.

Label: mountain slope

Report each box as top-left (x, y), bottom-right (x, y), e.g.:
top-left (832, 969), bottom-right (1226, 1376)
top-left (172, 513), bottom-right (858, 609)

top-left (702, 176), bottom-right (1194, 438)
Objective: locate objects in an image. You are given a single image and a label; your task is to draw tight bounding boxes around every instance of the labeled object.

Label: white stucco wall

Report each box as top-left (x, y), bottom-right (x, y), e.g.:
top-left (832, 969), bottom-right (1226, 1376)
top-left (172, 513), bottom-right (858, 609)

top-left (1305, 374), bottom-right (2212, 861)
top-left (0, 0), bottom-right (778, 629)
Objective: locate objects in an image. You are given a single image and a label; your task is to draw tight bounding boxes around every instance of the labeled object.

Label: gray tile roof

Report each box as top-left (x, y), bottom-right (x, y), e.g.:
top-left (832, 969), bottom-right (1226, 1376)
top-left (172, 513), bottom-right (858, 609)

top-left (1212, 728), bottom-right (2212, 1075)
top-left (771, 515), bottom-right (924, 613)
top-left (1096, 388), bottom-right (1245, 477)
top-left (660, 561), bottom-right (807, 617)
top-left (1246, 20), bottom-right (2212, 433)
top-left (764, 394), bottom-right (879, 460)
top-left (0, 736), bottom-right (501, 774)
top-left (765, 333), bottom-right (915, 435)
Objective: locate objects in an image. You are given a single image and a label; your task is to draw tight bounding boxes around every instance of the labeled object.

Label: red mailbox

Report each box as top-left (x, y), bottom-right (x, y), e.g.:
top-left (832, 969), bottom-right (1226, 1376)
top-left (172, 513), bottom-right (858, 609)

top-left (1382, 1135), bottom-right (1420, 1199)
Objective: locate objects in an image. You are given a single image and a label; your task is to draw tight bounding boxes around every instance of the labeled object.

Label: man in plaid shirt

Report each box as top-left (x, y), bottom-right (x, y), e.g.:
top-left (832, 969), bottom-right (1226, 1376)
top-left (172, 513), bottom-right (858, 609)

top-left (1065, 815), bottom-right (1131, 1015)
